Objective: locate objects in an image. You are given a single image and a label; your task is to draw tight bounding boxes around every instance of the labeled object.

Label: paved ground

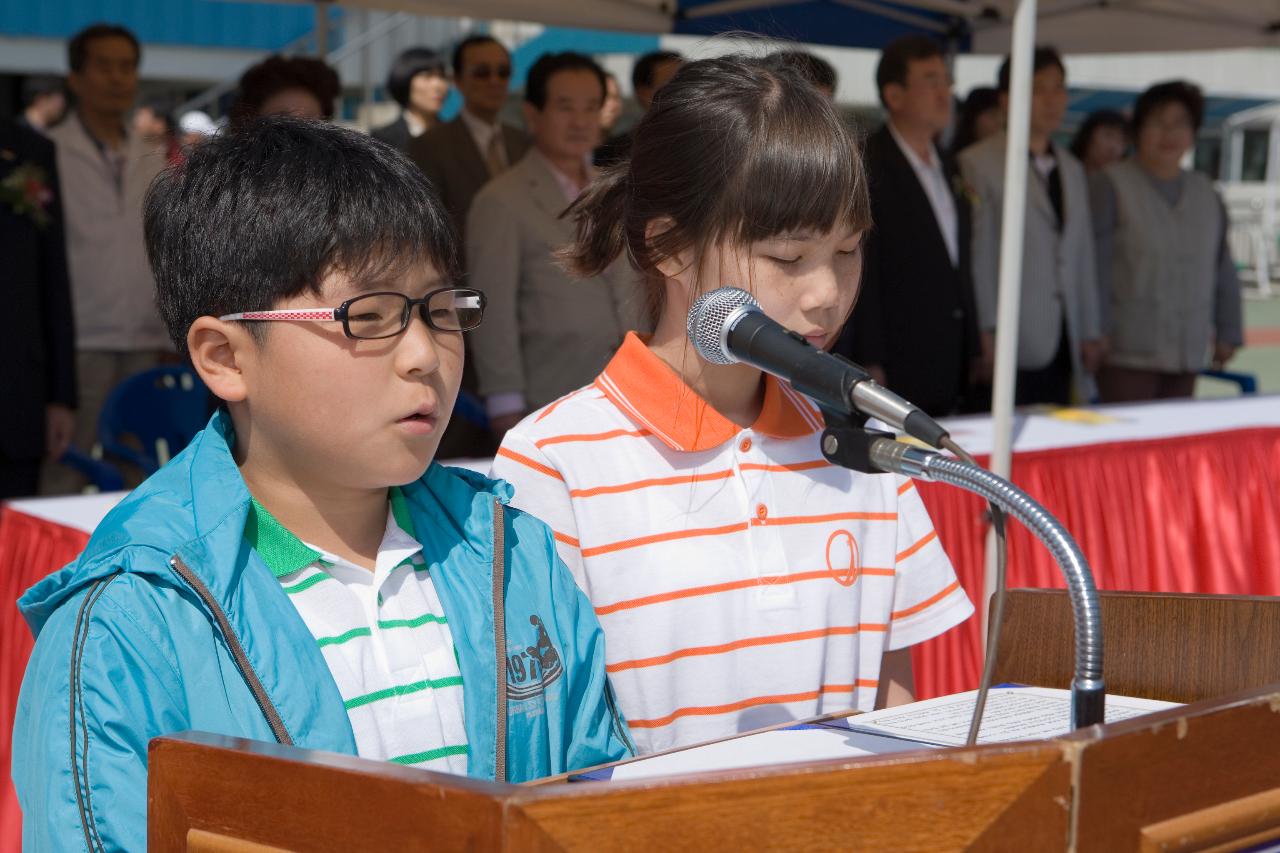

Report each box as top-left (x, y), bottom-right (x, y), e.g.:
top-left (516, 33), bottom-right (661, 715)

top-left (1196, 291), bottom-right (1280, 398)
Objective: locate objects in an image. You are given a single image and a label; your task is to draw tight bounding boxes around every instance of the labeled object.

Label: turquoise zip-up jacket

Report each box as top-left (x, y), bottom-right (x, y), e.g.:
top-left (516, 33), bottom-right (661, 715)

top-left (13, 412), bottom-right (632, 851)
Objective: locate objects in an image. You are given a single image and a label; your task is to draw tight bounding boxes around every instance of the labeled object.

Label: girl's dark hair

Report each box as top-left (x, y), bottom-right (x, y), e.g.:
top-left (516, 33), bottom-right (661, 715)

top-left (1069, 109), bottom-right (1129, 161)
top-left (1132, 80), bottom-right (1205, 134)
top-left (145, 116), bottom-right (459, 355)
top-left (563, 54), bottom-right (871, 326)
top-left (230, 55), bottom-right (342, 124)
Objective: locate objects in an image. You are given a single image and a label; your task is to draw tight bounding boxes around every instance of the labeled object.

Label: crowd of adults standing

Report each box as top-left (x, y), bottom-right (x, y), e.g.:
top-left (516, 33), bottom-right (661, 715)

top-left (1, 22), bottom-right (1245, 498)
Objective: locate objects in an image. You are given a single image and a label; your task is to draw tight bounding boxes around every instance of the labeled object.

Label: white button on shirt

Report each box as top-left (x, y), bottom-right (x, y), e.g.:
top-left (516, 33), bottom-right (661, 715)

top-left (248, 489), bottom-right (469, 773)
top-left (887, 120), bottom-right (960, 268)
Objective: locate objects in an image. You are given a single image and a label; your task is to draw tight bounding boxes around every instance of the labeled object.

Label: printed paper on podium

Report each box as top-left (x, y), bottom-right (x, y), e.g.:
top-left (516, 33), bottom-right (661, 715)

top-left (846, 686), bottom-right (1181, 747)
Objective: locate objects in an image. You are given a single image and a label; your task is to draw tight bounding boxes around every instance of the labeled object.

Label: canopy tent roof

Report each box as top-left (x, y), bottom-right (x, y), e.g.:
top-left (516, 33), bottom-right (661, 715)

top-left (286, 0), bottom-right (1280, 54)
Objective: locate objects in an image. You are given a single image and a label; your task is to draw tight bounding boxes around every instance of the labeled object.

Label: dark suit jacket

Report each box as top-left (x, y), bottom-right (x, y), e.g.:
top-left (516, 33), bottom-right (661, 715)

top-left (371, 115), bottom-right (412, 153)
top-left (0, 119), bottom-right (76, 460)
top-left (407, 115), bottom-right (530, 257)
top-left (834, 124), bottom-right (979, 416)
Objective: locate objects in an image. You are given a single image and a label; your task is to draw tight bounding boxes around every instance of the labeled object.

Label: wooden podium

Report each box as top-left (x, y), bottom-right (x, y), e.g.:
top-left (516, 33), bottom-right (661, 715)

top-left (149, 591), bottom-right (1280, 851)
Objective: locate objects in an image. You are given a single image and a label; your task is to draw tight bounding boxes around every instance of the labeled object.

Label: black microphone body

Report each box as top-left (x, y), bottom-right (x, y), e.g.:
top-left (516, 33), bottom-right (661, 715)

top-left (727, 310), bottom-right (869, 415)
top-left (691, 288), bottom-right (950, 448)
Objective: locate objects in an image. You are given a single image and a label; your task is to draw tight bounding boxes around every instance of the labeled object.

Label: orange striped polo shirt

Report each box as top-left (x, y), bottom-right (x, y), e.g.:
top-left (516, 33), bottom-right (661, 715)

top-left (491, 332), bottom-right (973, 754)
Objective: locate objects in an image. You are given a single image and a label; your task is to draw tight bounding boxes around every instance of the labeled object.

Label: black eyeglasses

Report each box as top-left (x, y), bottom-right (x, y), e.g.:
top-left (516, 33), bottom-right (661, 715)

top-left (468, 64), bottom-right (512, 80)
top-left (219, 287), bottom-right (486, 340)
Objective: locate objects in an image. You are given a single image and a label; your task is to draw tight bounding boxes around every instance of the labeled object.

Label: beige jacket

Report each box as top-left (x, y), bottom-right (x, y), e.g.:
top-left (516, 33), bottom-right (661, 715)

top-left (466, 151), bottom-right (641, 410)
top-left (48, 115), bottom-right (169, 351)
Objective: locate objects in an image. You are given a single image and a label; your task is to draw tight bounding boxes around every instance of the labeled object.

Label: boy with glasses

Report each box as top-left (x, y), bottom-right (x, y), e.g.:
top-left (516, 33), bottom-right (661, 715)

top-left (13, 117), bottom-right (631, 852)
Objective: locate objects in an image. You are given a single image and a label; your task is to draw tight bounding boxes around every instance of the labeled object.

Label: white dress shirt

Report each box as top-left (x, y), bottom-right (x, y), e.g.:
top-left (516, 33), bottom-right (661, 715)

top-left (887, 120), bottom-right (959, 268)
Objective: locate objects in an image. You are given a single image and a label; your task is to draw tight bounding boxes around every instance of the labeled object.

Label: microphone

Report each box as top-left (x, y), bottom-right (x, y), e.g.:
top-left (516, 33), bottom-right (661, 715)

top-left (686, 286), bottom-right (949, 448)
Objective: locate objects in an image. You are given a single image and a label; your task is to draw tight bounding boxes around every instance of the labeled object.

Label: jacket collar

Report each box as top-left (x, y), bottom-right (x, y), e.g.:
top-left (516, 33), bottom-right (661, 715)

top-left (594, 332), bottom-right (823, 452)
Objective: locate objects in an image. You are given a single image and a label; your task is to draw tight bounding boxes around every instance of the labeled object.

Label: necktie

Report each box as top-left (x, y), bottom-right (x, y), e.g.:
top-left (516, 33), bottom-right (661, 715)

top-left (485, 132), bottom-right (505, 177)
top-left (1047, 163), bottom-right (1064, 231)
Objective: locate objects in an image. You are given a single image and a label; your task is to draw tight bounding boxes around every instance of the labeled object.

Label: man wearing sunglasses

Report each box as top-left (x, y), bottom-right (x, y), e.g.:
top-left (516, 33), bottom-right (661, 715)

top-left (409, 34), bottom-right (530, 253)
top-left (408, 34), bottom-right (530, 459)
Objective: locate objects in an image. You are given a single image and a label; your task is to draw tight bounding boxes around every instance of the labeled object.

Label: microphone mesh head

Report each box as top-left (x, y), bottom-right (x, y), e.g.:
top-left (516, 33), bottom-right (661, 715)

top-left (687, 287), bottom-right (760, 365)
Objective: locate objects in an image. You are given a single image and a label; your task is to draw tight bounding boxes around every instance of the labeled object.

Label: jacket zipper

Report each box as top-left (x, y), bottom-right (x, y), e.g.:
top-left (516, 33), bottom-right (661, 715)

top-left (169, 555), bottom-right (294, 746)
top-left (492, 500), bottom-right (507, 783)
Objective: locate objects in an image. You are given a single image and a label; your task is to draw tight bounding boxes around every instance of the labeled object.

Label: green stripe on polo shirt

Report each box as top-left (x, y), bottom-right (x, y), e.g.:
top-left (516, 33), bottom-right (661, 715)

top-left (344, 675), bottom-right (464, 710)
top-left (389, 486), bottom-right (416, 538)
top-left (389, 744), bottom-right (469, 765)
top-left (281, 571), bottom-right (333, 595)
top-left (316, 626), bottom-right (372, 648)
top-left (378, 613), bottom-right (448, 630)
top-left (244, 498), bottom-right (324, 578)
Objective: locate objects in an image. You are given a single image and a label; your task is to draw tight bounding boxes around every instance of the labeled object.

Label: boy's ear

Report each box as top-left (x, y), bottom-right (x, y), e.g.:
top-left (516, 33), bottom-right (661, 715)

top-left (187, 317), bottom-right (252, 403)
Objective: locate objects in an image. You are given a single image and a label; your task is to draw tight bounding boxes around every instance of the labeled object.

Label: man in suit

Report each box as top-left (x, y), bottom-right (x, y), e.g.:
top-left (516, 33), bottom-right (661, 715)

top-left (371, 47), bottom-right (449, 154)
top-left (959, 46), bottom-right (1105, 406)
top-left (833, 36), bottom-right (978, 416)
top-left (468, 52), bottom-right (638, 440)
top-left (408, 35), bottom-right (529, 250)
top-left (0, 119), bottom-right (76, 498)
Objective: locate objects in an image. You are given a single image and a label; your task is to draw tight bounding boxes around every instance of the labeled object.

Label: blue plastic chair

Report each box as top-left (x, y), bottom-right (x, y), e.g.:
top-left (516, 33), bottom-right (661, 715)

top-left (1199, 369), bottom-right (1258, 395)
top-left (96, 365), bottom-right (213, 475)
top-left (58, 446), bottom-right (125, 492)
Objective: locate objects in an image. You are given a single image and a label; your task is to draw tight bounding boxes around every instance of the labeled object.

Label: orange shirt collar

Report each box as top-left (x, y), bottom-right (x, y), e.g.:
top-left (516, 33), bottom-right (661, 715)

top-left (595, 332), bottom-right (824, 452)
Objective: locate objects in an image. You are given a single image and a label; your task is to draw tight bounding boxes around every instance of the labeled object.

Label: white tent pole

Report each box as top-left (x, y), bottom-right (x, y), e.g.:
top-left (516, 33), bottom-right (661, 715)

top-left (982, 0), bottom-right (1037, 648)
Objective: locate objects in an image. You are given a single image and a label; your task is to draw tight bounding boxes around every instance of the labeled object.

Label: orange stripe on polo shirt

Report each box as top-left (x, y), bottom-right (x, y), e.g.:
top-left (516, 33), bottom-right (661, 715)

top-left (553, 531), bottom-right (580, 549)
top-left (569, 469), bottom-right (735, 499)
top-left (625, 683), bottom-right (875, 730)
top-left (594, 567), bottom-right (897, 617)
top-left (752, 511), bottom-right (896, 527)
top-left (897, 480), bottom-right (916, 495)
top-left (535, 428), bottom-right (649, 449)
top-left (533, 388), bottom-right (586, 423)
top-left (606, 625), bottom-right (887, 674)
top-left (891, 580), bottom-right (962, 621)
top-left (738, 459), bottom-right (832, 474)
top-left (579, 521), bottom-right (750, 558)
top-left (895, 530), bottom-right (938, 563)
top-left (495, 447), bottom-right (563, 481)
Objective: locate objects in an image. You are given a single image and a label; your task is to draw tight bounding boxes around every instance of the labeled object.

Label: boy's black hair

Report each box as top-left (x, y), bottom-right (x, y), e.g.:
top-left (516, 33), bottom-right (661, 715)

top-left (145, 116), bottom-right (460, 355)
top-left (68, 23), bottom-right (140, 73)
top-left (632, 50), bottom-right (682, 91)
top-left (875, 35), bottom-right (945, 108)
top-left (997, 46), bottom-right (1065, 93)
top-left (1133, 80), bottom-right (1205, 133)
top-left (524, 52), bottom-right (606, 110)
top-left (452, 34), bottom-right (508, 77)
top-left (765, 50), bottom-right (838, 93)
top-left (386, 47), bottom-right (448, 108)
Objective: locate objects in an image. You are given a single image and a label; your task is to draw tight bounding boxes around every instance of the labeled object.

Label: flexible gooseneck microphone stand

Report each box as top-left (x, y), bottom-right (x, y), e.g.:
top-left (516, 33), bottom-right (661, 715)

top-left (820, 414), bottom-right (1105, 731)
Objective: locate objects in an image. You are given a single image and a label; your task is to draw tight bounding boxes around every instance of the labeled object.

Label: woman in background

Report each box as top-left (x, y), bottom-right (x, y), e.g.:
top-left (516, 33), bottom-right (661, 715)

top-left (230, 55), bottom-right (341, 125)
top-left (1071, 108), bottom-right (1129, 174)
top-left (372, 47), bottom-right (450, 152)
top-left (1089, 81), bottom-right (1243, 402)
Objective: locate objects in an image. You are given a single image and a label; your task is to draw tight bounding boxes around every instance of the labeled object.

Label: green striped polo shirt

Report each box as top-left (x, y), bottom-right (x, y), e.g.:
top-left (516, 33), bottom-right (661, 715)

top-left (245, 487), bottom-right (468, 772)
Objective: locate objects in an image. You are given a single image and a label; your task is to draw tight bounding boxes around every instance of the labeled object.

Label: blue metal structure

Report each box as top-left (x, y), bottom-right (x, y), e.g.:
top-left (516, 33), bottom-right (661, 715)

top-left (0, 0), bottom-right (322, 51)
